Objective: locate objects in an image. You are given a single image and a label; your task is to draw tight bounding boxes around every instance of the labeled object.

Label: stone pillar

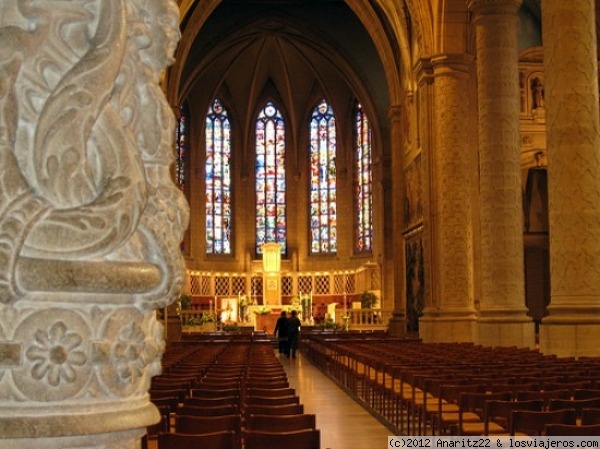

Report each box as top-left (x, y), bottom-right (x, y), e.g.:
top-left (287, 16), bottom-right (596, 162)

top-left (419, 54), bottom-right (478, 343)
top-left (387, 105), bottom-right (407, 337)
top-left (468, 0), bottom-right (534, 347)
top-left (539, 0), bottom-right (600, 357)
top-left (0, 1), bottom-right (189, 448)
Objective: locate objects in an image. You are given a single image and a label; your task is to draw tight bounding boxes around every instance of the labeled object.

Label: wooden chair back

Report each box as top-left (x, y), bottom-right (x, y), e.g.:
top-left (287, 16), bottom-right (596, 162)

top-left (510, 409), bottom-right (577, 436)
top-left (150, 388), bottom-right (187, 402)
top-left (151, 396), bottom-right (179, 414)
top-left (243, 428), bottom-right (321, 449)
top-left (244, 395), bottom-right (300, 406)
top-left (245, 380), bottom-right (290, 389)
top-left (246, 413), bottom-right (317, 432)
top-left (545, 423), bottom-right (600, 436)
top-left (184, 396), bottom-right (239, 408)
top-left (582, 407), bottom-right (600, 425)
top-left (457, 391), bottom-right (512, 436)
top-left (175, 414), bottom-right (242, 447)
top-left (175, 413), bottom-right (242, 434)
top-left (548, 397), bottom-right (600, 417)
top-left (244, 403), bottom-right (304, 416)
top-left (484, 399), bottom-right (543, 435)
top-left (515, 389), bottom-right (571, 408)
top-left (246, 387), bottom-right (296, 398)
top-left (191, 387), bottom-right (241, 398)
top-left (574, 389), bottom-right (600, 400)
top-left (176, 404), bottom-right (238, 417)
top-left (157, 430), bottom-right (236, 449)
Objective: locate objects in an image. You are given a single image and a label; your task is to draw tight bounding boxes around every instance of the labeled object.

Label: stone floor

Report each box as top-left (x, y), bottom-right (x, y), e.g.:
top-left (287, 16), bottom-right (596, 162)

top-left (278, 350), bottom-right (395, 449)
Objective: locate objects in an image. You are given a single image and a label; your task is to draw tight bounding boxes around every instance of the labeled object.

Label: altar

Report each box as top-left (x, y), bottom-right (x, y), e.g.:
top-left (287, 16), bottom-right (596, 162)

top-left (253, 309), bottom-right (280, 333)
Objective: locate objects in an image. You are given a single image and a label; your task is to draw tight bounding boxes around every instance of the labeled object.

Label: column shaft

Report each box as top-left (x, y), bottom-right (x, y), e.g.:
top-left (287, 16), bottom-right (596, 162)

top-left (469, 0), bottom-right (534, 347)
top-left (387, 105), bottom-right (407, 337)
top-left (419, 54), bottom-right (478, 343)
top-left (540, 0), bottom-right (600, 356)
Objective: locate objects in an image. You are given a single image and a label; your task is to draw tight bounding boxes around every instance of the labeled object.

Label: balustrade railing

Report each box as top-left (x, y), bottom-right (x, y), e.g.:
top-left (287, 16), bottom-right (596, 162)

top-left (178, 307), bottom-right (393, 332)
top-left (341, 308), bottom-right (392, 329)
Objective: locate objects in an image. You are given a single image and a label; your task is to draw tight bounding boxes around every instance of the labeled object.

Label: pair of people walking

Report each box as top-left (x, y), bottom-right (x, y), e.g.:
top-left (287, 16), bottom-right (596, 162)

top-left (274, 310), bottom-right (301, 358)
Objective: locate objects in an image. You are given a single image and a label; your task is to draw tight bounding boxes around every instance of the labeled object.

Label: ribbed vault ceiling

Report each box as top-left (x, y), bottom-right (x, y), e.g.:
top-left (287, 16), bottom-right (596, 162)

top-left (177, 0), bottom-right (390, 143)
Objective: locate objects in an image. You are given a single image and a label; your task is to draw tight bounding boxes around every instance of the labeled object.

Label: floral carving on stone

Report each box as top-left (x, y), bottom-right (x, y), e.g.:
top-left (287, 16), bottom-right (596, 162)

top-left (12, 308), bottom-right (91, 401)
top-left (26, 321), bottom-right (87, 387)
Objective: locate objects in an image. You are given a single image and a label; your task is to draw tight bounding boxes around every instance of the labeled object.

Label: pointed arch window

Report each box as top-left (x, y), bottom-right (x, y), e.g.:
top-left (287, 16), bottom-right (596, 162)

top-left (176, 105), bottom-right (187, 191)
top-left (205, 98), bottom-right (232, 255)
top-left (255, 101), bottom-right (286, 254)
top-left (309, 99), bottom-right (337, 254)
top-left (176, 105), bottom-right (188, 253)
top-left (354, 103), bottom-right (373, 253)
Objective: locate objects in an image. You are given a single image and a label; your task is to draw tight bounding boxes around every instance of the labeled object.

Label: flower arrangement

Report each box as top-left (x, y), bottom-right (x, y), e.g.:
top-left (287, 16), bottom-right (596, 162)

top-left (238, 294), bottom-right (250, 307)
top-left (253, 306), bottom-right (271, 315)
top-left (201, 312), bottom-right (216, 323)
top-left (319, 314), bottom-right (342, 330)
top-left (282, 304), bottom-right (301, 314)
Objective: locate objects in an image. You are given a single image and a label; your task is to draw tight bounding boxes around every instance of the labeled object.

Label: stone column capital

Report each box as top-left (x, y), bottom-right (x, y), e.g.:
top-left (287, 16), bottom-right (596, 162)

top-left (430, 53), bottom-right (474, 75)
top-left (413, 58), bottom-right (434, 86)
top-left (468, 0), bottom-right (522, 17)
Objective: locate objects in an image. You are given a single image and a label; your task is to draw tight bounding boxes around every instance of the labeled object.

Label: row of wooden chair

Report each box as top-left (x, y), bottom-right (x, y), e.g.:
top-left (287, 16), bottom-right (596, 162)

top-left (145, 336), bottom-right (321, 449)
top-left (300, 332), bottom-right (600, 436)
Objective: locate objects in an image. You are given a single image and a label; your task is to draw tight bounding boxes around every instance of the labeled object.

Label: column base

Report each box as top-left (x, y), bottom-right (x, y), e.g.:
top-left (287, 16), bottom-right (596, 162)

top-left (539, 312), bottom-right (600, 357)
top-left (419, 308), bottom-right (478, 343)
top-left (0, 428), bottom-right (146, 449)
top-left (387, 312), bottom-right (407, 337)
top-left (478, 309), bottom-right (535, 348)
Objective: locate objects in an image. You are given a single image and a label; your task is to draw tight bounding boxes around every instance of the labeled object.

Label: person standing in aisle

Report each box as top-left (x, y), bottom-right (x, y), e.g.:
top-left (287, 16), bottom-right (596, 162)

top-left (274, 311), bottom-right (289, 356)
top-left (287, 310), bottom-right (302, 358)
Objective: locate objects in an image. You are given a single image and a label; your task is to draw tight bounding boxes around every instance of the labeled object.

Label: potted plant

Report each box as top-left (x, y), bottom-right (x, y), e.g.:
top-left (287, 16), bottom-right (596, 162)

top-left (360, 290), bottom-right (378, 309)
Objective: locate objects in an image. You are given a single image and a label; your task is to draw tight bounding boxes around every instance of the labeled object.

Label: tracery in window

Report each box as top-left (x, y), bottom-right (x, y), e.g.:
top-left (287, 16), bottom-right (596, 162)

top-left (205, 98), bottom-right (232, 255)
top-left (354, 103), bottom-right (373, 252)
top-left (309, 99), bottom-right (337, 254)
top-left (255, 101), bottom-right (286, 254)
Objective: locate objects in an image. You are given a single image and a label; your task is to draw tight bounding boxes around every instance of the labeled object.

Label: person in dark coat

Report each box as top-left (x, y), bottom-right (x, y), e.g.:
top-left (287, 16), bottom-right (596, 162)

top-left (274, 311), bottom-right (289, 356)
top-left (286, 310), bottom-right (302, 358)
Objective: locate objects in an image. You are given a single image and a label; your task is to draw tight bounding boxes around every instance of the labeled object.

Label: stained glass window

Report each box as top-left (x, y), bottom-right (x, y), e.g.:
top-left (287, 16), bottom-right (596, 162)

top-left (176, 105), bottom-right (187, 253)
top-left (205, 98), bottom-right (232, 255)
top-left (176, 105), bottom-right (187, 191)
top-left (355, 103), bottom-right (373, 252)
top-left (309, 99), bottom-right (337, 254)
top-left (255, 101), bottom-right (286, 254)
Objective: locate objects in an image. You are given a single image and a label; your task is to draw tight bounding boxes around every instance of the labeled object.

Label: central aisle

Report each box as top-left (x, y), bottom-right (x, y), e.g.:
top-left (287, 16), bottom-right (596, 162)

top-left (279, 350), bottom-right (395, 449)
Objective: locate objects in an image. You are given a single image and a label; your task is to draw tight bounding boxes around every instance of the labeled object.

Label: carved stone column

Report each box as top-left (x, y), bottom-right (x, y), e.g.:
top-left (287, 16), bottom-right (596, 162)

top-left (419, 54), bottom-right (478, 343)
top-left (539, 0), bottom-right (600, 357)
top-left (0, 1), bottom-right (189, 448)
top-left (468, 0), bottom-right (534, 347)
top-left (387, 105), bottom-right (407, 337)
